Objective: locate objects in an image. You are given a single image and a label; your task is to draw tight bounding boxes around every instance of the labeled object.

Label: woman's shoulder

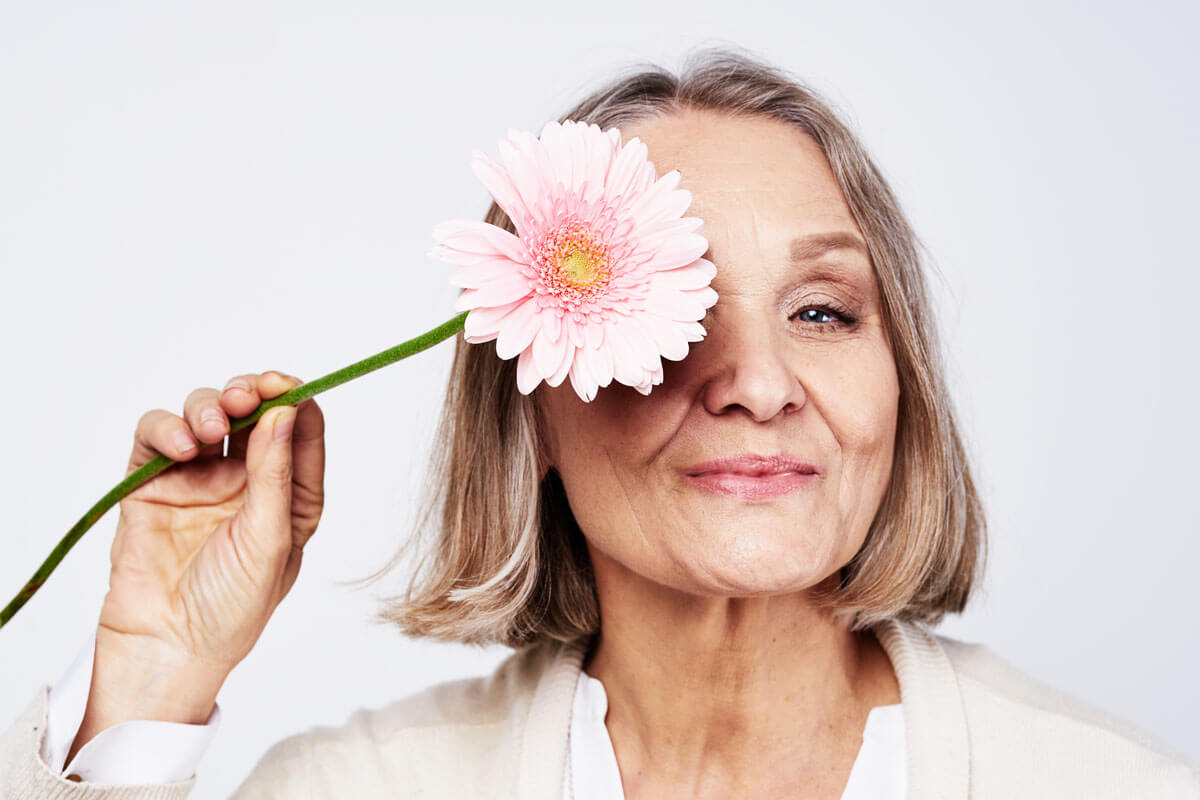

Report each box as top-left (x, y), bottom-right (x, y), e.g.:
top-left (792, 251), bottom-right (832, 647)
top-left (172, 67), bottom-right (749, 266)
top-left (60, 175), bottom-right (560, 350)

top-left (230, 638), bottom-right (576, 798)
top-left (931, 628), bottom-right (1200, 796)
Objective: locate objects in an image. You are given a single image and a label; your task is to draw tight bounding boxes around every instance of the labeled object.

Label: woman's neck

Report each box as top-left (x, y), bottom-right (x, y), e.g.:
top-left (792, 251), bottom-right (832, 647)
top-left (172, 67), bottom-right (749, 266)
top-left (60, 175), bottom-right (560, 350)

top-left (582, 549), bottom-right (900, 799)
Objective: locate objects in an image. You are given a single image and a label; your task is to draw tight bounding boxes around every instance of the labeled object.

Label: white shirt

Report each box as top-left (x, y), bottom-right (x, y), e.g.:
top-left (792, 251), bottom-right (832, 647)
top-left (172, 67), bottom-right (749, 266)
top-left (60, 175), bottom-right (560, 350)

top-left (42, 631), bottom-right (906, 798)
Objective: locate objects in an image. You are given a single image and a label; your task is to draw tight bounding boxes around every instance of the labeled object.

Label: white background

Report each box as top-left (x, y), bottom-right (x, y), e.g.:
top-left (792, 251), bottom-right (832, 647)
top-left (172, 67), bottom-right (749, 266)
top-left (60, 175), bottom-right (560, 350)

top-left (1, 0), bottom-right (1197, 795)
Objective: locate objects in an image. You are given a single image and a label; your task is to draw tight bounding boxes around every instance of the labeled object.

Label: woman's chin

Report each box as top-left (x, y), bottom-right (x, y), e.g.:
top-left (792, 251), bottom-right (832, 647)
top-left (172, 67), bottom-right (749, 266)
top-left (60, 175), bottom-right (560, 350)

top-left (673, 534), bottom-right (834, 597)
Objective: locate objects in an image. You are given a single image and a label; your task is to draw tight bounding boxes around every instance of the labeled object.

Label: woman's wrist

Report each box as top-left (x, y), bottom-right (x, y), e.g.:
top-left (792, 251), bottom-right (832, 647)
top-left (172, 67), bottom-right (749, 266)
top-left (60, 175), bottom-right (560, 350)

top-left (91, 626), bottom-right (228, 717)
top-left (65, 631), bottom-right (226, 767)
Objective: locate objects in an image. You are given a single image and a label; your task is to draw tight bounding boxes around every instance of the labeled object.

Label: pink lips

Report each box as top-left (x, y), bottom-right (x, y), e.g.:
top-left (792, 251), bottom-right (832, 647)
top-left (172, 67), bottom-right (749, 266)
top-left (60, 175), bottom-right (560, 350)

top-left (683, 455), bottom-right (821, 500)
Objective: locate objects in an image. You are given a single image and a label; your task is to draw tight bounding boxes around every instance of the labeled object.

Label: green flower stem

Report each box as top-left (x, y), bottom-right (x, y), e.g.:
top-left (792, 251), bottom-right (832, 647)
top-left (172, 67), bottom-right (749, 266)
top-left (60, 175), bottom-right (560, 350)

top-left (0, 310), bottom-right (468, 630)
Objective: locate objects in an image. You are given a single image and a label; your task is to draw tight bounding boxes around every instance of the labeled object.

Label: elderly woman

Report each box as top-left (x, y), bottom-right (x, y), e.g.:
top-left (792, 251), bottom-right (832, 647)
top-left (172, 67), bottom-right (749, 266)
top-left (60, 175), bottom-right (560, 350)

top-left (3, 48), bottom-right (1197, 799)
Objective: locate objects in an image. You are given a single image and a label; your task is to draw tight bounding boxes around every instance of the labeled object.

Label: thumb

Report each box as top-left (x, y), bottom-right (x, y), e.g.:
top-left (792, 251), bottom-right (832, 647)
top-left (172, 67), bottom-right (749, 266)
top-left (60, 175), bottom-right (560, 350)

top-left (238, 405), bottom-right (297, 557)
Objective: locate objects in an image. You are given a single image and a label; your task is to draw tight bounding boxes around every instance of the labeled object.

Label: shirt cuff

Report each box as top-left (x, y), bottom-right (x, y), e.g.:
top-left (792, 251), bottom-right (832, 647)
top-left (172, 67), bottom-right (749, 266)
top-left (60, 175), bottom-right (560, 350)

top-left (40, 627), bottom-right (222, 784)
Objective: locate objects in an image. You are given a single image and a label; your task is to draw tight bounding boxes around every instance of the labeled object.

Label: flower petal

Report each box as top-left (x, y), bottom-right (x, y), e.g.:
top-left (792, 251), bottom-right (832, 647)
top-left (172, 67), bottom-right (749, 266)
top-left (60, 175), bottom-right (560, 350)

top-left (679, 320), bottom-right (707, 342)
top-left (547, 341), bottom-right (575, 387)
top-left (638, 233), bottom-right (709, 273)
top-left (499, 134), bottom-right (549, 227)
top-left (568, 349), bottom-right (599, 402)
top-left (431, 219), bottom-right (529, 263)
top-left (605, 136), bottom-right (651, 200)
top-left (622, 316), bottom-right (665, 372)
top-left (428, 244), bottom-right (508, 267)
top-left (533, 326), bottom-right (567, 378)
top-left (624, 169), bottom-right (683, 226)
top-left (516, 347), bottom-right (542, 394)
top-left (470, 151), bottom-right (534, 235)
top-left (586, 342), bottom-right (615, 388)
top-left (638, 313), bottom-right (691, 361)
top-left (648, 257), bottom-right (718, 291)
top-left (494, 300), bottom-right (541, 360)
top-left (464, 297), bottom-right (526, 339)
top-left (459, 271), bottom-right (533, 308)
top-left (605, 323), bottom-right (645, 386)
top-left (539, 120), bottom-right (575, 197)
top-left (642, 283), bottom-right (718, 322)
top-left (449, 257), bottom-right (526, 289)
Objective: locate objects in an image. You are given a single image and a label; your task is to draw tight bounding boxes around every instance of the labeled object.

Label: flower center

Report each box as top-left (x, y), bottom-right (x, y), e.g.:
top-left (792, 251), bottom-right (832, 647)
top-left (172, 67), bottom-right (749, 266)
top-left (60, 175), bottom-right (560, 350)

top-left (532, 218), bottom-right (613, 308)
top-left (559, 251), bottom-right (597, 284)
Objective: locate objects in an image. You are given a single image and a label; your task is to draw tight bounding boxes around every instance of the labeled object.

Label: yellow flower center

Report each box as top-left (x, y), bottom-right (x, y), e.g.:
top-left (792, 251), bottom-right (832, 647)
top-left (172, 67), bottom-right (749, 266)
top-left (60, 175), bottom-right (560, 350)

top-left (533, 219), bottom-right (614, 308)
top-left (559, 250), bottom-right (599, 285)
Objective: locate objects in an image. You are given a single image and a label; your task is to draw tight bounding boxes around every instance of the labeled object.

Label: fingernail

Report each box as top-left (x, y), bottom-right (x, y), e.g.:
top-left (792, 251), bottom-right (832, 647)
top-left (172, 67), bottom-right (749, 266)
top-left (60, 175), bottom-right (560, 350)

top-left (200, 408), bottom-right (224, 427)
top-left (273, 408), bottom-right (295, 442)
top-left (223, 378), bottom-right (251, 394)
top-left (174, 430), bottom-right (197, 453)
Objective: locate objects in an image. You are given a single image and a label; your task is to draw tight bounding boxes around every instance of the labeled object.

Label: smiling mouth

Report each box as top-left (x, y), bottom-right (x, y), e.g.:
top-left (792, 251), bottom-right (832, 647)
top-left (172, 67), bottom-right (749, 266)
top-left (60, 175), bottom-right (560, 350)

top-left (683, 469), bottom-right (820, 499)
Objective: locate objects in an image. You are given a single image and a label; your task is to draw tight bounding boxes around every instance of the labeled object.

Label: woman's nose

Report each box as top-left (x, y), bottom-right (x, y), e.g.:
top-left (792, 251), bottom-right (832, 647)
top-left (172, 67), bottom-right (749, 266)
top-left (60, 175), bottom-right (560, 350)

top-left (698, 318), bottom-right (806, 422)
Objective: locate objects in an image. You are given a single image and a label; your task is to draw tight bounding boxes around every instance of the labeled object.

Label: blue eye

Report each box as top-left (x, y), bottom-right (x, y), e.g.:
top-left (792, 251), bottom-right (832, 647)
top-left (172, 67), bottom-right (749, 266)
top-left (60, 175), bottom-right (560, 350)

top-left (792, 303), bottom-right (858, 330)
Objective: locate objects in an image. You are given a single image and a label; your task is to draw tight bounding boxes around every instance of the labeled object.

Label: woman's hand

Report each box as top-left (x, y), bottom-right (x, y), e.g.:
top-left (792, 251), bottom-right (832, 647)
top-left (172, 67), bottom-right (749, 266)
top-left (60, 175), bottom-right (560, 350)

top-left (69, 370), bottom-right (326, 762)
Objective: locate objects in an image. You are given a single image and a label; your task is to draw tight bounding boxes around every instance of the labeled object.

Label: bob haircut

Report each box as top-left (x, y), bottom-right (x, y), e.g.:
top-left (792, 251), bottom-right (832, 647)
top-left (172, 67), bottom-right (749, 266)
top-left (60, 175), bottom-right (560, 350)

top-left (349, 45), bottom-right (988, 651)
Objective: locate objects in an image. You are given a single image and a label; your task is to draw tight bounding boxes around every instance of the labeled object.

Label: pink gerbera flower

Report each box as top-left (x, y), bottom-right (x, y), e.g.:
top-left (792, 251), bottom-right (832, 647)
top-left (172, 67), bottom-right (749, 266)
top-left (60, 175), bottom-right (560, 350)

top-left (427, 119), bottom-right (718, 402)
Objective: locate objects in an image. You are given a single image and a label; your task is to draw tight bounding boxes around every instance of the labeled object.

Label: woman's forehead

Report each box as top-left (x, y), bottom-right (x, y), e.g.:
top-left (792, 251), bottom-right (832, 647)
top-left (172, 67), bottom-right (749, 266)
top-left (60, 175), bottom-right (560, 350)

top-left (622, 109), bottom-right (860, 235)
top-left (622, 109), bottom-right (837, 186)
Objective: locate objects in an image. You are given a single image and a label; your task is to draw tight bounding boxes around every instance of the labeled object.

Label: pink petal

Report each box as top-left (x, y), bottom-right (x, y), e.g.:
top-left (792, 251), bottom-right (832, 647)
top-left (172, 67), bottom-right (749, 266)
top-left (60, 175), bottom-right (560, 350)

top-left (494, 300), bottom-right (542, 360)
top-left (580, 124), bottom-right (612, 206)
top-left (584, 343), bottom-right (615, 389)
top-left (583, 318), bottom-right (604, 350)
top-left (630, 215), bottom-right (704, 248)
top-left (604, 136), bottom-right (650, 200)
top-left (547, 342), bottom-right (574, 387)
top-left (648, 258), bottom-right (718, 291)
top-left (642, 284), bottom-right (718, 322)
top-left (624, 170), bottom-right (682, 226)
top-left (469, 271), bottom-right (535, 308)
top-left (510, 128), bottom-right (558, 217)
top-left (464, 297), bottom-right (526, 339)
top-left (638, 234), bottom-right (709, 273)
top-left (633, 365), bottom-right (664, 395)
top-left (470, 151), bottom-right (533, 234)
top-left (464, 329), bottom-right (500, 345)
top-left (619, 218), bottom-right (705, 266)
top-left (565, 315), bottom-right (587, 349)
top-left (428, 244), bottom-right (508, 267)
top-left (622, 316), bottom-right (665, 372)
top-left (679, 320), bottom-right (707, 342)
top-left (449, 257), bottom-right (526, 289)
top-left (499, 135), bottom-right (548, 225)
top-left (544, 309), bottom-right (563, 343)
top-left (638, 314), bottom-right (690, 361)
top-left (539, 121), bottom-right (575, 197)
top-left (533, 327), bottom-right (568, 378)
top-left (568, 351), bottom-right (599, 402)
top-left (454, 287), bottom-right (481, 312)
top-left (605, 323), bottom-right (644, 386)
top-left (431, 219), bottom-right (529, 263)
top-left (516, 348), bottom-right (541, 394)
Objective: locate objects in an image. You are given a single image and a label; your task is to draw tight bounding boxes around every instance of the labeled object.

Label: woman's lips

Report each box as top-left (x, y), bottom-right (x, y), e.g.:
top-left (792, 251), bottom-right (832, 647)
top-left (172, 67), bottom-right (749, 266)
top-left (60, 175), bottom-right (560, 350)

top-left (683, 470), bottom-right (820, 499)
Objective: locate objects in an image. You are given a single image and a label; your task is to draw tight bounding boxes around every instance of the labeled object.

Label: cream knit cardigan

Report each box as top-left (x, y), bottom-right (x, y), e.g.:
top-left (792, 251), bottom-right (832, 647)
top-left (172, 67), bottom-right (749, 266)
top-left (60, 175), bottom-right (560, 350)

top-left (3, 617), bottom-right (1197, 799)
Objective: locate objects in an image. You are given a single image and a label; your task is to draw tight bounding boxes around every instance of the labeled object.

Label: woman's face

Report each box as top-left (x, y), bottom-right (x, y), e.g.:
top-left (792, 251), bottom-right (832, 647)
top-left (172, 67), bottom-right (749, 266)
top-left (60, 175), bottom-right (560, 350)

top-left (538, 107), bottom-right (900, 598)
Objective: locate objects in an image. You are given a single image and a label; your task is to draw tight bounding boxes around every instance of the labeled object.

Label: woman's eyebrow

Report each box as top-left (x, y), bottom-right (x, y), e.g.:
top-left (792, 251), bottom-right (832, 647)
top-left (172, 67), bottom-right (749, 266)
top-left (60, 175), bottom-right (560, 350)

top-left (788, 231), bottom-right (869, 264)
top-left (788, 232), bottom-right (874, 295)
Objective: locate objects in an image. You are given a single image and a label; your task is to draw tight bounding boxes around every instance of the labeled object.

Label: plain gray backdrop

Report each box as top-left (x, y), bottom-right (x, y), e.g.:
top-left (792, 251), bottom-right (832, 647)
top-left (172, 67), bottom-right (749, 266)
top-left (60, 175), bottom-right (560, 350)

top-left (2, 1), bottom-right (1197, 796)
